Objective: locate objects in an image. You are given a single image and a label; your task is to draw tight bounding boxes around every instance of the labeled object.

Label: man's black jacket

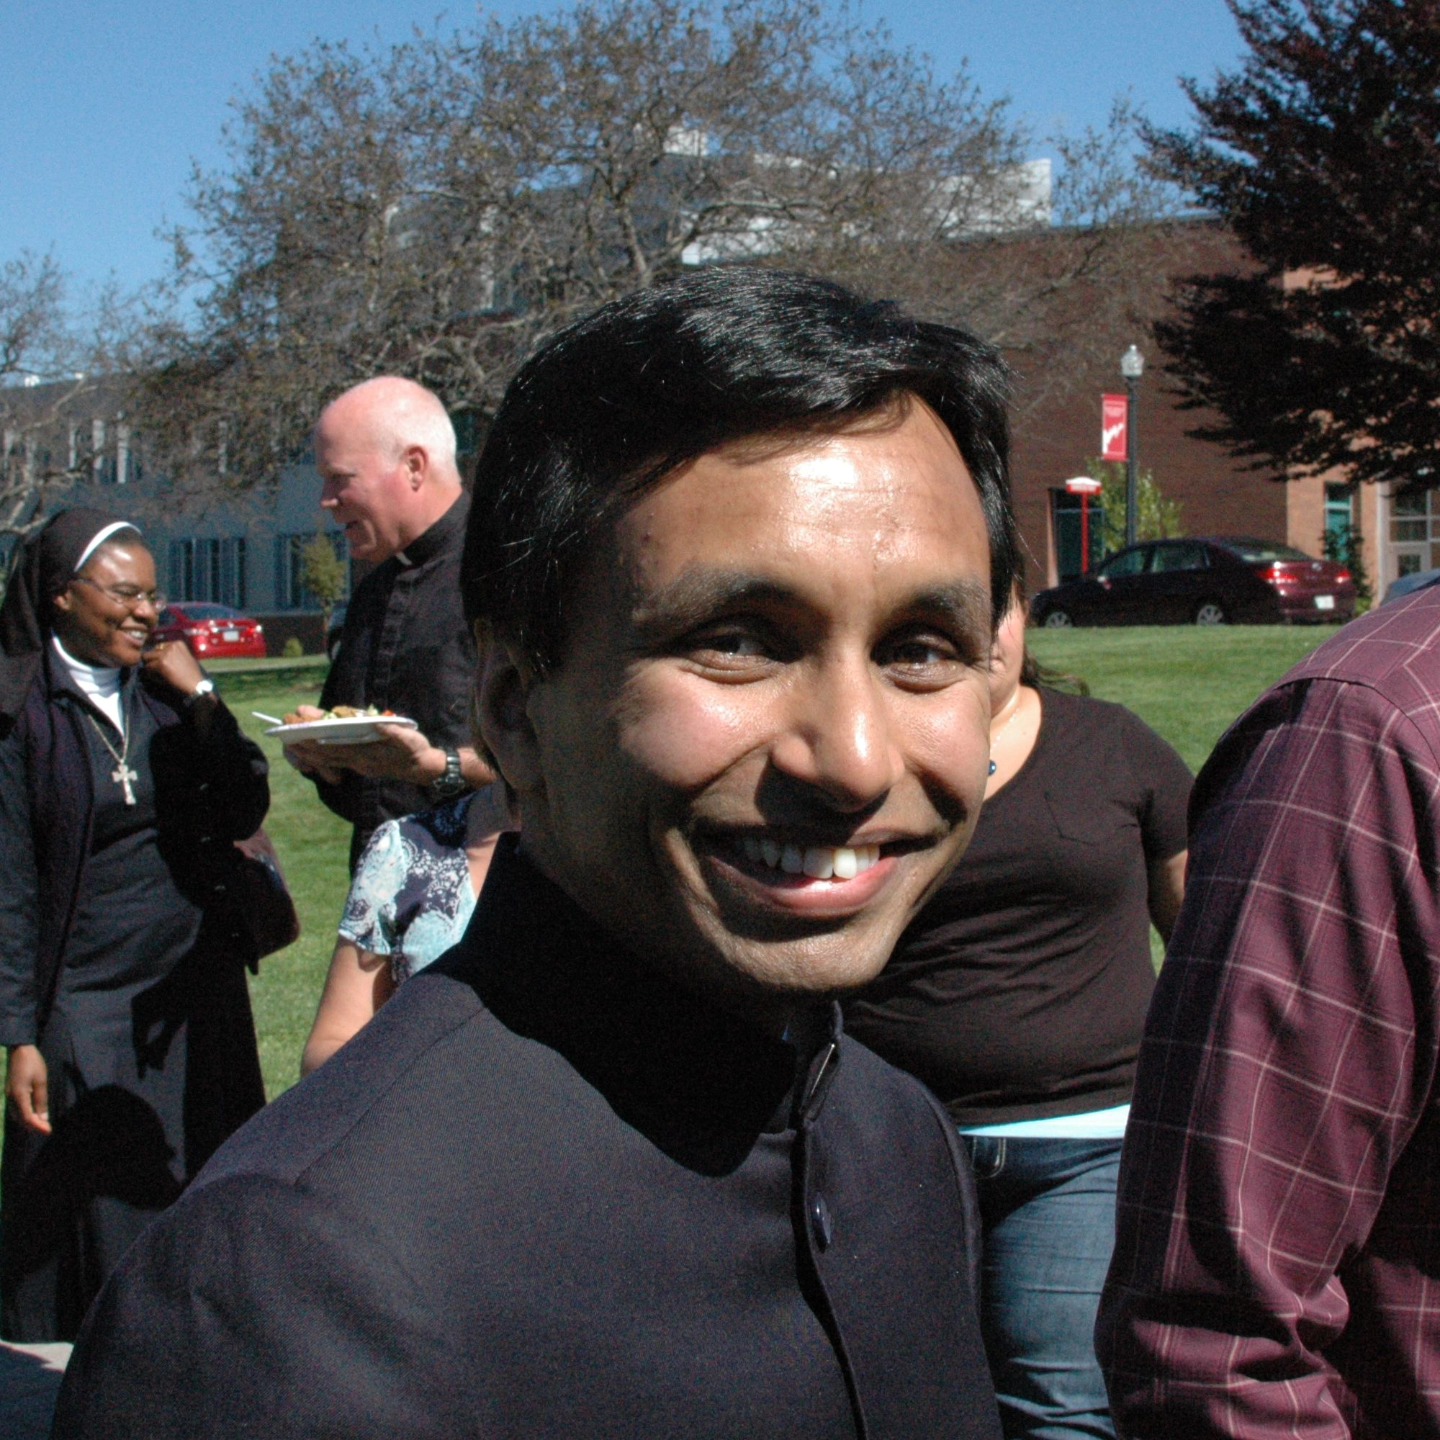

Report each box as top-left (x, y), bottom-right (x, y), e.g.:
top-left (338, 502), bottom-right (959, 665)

top-left (55, 842), bottom-right (1001, 1440)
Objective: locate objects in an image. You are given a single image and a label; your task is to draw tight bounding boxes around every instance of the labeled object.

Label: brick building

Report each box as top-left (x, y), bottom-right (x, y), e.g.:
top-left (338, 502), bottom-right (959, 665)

top-left (1004, 219), bottom-right (1395, 599)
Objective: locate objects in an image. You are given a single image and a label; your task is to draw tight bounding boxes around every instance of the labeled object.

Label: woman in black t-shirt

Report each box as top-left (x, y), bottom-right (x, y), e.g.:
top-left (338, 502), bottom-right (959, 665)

top-left (846, 585), bottom-right (1191, 1440)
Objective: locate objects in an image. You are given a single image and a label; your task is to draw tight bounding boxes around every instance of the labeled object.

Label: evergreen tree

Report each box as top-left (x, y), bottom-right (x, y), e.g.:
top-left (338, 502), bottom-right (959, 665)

top-left (1150, 0), bottom-right (1440, 488)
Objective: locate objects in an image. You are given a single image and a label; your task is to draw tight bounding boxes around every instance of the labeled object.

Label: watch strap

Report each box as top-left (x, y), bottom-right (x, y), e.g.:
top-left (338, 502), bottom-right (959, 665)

top-left (429, 747), bottom-right (467, 800)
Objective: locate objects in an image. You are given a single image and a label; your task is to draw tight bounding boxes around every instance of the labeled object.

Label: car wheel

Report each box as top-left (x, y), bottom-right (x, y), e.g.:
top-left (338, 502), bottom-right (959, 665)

top-left (1041, 608), bottom-right (1074, 629)
top-left (1194, 599), bottom-right (1227, 626)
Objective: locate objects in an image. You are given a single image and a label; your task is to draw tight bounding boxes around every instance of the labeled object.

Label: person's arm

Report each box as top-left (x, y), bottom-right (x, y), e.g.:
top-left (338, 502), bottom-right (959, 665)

top-left (144, 641), bottom-right (270, 840)
top-left (1144, 850), bottom-right (1186, 943)
top-left (288, 725), bottom-right (493, 794)
top-left (301, 940), bottom-right (396, 1077)
top-left (1098, 680), bottom-right (1440, 1438)
top-left (0, 722), bottom-right (43, 1072)
top-left (1124, 709), bottom-right (1193, 949)
top-left (300, 818), bottom-right (406, 1075)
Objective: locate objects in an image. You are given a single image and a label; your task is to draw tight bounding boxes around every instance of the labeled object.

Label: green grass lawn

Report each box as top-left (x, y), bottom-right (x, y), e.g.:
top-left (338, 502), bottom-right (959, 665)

top-left (1027, 624), bottom-right (1335, 772)
top-left (206, 659), bottom-right (351, 1099)
top-left (3, 625), bottom-right (1347, 1106)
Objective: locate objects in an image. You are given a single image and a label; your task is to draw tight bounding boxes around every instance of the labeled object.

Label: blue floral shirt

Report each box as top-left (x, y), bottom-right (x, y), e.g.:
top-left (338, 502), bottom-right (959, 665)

top-left (338, 792), bottom-right (476, 983)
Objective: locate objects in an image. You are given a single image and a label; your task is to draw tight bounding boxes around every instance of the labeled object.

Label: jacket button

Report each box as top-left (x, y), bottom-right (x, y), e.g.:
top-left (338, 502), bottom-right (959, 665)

top-left (810, 1193), bottom-right (833, 1251)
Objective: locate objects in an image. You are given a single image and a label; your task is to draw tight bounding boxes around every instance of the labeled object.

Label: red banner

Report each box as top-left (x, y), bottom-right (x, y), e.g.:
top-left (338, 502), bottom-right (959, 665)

top-left (1101, 394), bottom-right (1129, 462)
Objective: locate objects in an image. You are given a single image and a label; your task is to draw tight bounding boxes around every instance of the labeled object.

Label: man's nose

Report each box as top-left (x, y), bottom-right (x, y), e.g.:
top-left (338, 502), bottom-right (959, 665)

top-left (768, 658), bottom-right (904, 811)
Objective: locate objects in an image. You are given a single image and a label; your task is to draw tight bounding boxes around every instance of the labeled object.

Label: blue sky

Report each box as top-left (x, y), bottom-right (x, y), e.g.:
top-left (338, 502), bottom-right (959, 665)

top-left (1, 0), bottom-right (1244, 303)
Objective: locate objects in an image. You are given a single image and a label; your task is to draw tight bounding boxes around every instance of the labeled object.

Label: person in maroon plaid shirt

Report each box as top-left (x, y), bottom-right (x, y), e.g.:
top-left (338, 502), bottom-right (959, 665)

top-left (1097, 588), bottom-right (1440, 1439)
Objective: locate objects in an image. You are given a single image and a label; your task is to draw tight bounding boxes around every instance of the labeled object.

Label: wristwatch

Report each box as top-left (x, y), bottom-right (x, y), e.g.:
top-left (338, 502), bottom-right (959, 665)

top-left (429, 747), bottom-right (467, 801)
top-left (185, 678), bottom-right (216, 708)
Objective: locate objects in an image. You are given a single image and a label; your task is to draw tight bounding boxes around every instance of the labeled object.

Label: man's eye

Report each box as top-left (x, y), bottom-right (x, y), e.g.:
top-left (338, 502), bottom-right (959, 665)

top-left (692, 629), bottom-right (767, 659)
top-left (889, 639), bottom-right (949, 665)
top-left (880, 631), bottom-right (973, 676)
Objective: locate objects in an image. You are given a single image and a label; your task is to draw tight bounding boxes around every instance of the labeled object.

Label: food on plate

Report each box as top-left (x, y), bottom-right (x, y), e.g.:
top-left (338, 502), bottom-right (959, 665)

top-left (281, 705), bottom-right (398, 725)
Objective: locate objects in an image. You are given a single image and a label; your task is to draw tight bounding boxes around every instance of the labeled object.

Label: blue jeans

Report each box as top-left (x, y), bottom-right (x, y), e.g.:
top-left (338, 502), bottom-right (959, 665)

top-left (961, 1134), bottom-right (1122, 1440)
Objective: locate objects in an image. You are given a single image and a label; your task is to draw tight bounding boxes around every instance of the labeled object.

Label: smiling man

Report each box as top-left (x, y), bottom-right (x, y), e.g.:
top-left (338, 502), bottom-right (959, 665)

top-left (55, 269), bottom-right (1016, 1440)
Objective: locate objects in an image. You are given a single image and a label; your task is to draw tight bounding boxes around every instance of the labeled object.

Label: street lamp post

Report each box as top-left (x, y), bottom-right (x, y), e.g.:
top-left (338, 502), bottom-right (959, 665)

top-left (1120, 344), bottom-right (1145, 548)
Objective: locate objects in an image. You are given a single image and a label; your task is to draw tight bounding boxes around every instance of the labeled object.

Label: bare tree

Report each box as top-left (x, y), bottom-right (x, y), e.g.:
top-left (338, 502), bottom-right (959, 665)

top-left (136, 0), bottom-right (1170, 488)
top-left (0, 253), bottom-right (131, 546)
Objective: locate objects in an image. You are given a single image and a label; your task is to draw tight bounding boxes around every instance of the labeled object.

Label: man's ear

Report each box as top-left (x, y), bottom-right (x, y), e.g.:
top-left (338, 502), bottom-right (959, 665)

top-left (402, 444), bottom-right (427, 490)
top-left (474, 631), bottom-right (543, 794)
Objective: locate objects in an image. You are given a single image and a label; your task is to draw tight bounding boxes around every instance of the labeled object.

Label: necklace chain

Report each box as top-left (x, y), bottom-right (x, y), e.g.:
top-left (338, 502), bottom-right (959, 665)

top-left (86, 711), bottom-right (138, 806)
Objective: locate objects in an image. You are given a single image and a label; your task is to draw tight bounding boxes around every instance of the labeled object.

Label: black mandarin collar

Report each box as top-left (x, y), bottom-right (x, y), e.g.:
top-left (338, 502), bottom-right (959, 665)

top-left (394, 491), bottom-right (469, 570)
top-left (440, 837), bottom-right (842, 1174)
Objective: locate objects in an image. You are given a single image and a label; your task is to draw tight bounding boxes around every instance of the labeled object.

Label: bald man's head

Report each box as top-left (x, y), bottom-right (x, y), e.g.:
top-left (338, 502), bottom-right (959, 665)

top-left (315, 377), bottom-right (463, 562)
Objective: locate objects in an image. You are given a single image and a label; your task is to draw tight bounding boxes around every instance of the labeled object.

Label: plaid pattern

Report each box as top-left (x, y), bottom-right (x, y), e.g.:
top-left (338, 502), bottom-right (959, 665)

top-left (1097, 591), bottom-right (1440, 1440)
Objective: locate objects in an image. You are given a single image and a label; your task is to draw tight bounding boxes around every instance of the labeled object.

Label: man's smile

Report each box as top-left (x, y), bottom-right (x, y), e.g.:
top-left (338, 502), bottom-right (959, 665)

top-left (738, 836), bottom-right (882, 880)
top-left (691, 823), bottom-right (952, 926)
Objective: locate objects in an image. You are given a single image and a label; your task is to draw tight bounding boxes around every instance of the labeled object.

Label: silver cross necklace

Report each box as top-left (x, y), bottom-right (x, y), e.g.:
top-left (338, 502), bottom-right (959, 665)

top-left (86, 712), bottom-right (138, 806)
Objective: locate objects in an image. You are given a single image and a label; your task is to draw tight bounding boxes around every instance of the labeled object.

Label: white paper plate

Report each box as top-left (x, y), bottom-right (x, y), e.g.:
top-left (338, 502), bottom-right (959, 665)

top-left (265, 715), bottom-right (418, 745)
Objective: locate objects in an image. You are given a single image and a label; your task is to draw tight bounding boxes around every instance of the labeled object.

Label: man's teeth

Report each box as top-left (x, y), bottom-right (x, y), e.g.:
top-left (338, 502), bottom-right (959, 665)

top-left (739, 837), bottom-right (881, 880)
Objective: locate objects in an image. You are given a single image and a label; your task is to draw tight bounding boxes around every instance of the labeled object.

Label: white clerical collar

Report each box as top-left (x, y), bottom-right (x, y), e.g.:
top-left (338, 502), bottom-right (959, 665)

top-left (52, 634), bottom-right (126, 733)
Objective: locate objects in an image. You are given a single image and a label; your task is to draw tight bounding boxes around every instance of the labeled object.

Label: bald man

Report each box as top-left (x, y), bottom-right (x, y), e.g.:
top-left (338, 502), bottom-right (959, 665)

top-left (286, 377), bottom-right (490, 866)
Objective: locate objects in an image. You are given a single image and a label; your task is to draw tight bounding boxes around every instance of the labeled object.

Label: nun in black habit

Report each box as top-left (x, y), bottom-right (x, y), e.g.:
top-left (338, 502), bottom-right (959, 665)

top-left (0, 508), bottom-right (270, 1341)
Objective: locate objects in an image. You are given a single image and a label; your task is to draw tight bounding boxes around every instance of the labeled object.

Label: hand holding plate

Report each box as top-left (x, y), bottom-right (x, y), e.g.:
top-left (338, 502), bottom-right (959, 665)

top-left (304, 722), bottom-right (440, 784)
top-left (283, 706), bottom-right (345, 783)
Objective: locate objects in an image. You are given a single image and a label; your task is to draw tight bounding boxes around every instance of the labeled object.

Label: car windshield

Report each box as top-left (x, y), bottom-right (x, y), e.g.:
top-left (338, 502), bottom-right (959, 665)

top-left (1096, 548), bottom-right (1149, 579)
top-left (180, 604), bottom-right (241, 622)
top-left (1221, 541), bottom-right (1315, 564)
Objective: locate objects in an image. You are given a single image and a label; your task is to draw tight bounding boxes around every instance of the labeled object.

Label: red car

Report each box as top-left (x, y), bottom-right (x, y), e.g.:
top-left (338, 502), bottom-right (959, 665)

top-left (152, 603), bottom-right (268, 660)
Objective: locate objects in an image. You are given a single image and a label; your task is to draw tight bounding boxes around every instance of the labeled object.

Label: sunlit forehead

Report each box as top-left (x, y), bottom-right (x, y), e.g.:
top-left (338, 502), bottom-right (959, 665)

top-left (612, 400), bottom-right (991, 657)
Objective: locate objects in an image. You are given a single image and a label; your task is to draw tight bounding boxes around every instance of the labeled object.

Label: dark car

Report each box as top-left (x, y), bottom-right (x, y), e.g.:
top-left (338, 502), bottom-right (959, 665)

top-left (1029, 537), bottom-right (1357, 628)
top-left (1382, 566), bottom-right (1440, 606)
top-left (152, 602), bottom-right (268, 660)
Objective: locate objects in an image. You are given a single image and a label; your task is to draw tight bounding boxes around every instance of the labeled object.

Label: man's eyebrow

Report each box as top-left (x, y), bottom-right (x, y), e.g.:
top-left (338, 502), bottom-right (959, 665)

top-left (630, 570), bottom-right (993, 636)
top-left (905, 581), bottom-right (993, 636)
top-left (631, 571), bottom-right (797, 635)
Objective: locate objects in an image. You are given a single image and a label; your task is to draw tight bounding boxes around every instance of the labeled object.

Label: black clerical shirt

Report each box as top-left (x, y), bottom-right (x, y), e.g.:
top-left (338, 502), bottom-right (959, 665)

top-left (55, 841), bottom-right (1001, 1440)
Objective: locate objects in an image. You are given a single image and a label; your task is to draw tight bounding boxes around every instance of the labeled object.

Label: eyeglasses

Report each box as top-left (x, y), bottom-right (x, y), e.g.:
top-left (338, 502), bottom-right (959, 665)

top-left (71, 577), bottom-right (167, 611)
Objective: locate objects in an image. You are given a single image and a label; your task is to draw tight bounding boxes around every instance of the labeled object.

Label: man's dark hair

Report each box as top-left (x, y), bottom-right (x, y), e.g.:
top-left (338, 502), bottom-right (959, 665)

top-left (463, 266), bottom-right (1018, 675)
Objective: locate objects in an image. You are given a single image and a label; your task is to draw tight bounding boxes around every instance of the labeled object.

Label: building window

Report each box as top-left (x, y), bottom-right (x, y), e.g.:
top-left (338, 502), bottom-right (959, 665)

top-left (169, 538), bottom-right (247, 608)
top-left (1388, 488), bottom-right (1440, 568)
top-left (274, 532), bottom-right (349, 610)
top-left (1390, 488), bottom-right (1429, 544)
top-left (1324, 483), bottom-right (1353, 542)
top-left (115, 424), bottom-right (143, 485)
